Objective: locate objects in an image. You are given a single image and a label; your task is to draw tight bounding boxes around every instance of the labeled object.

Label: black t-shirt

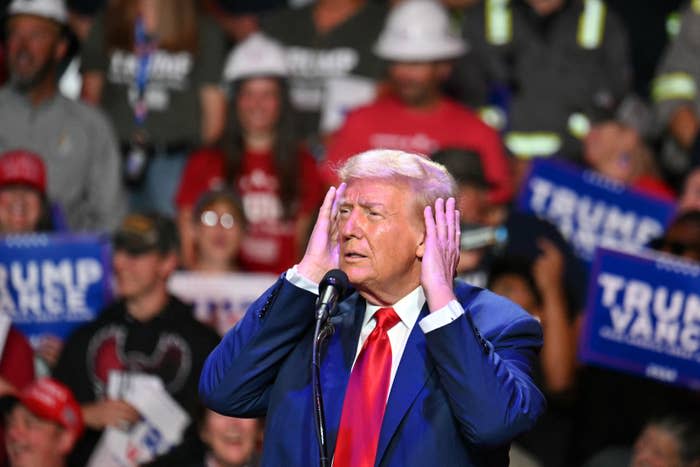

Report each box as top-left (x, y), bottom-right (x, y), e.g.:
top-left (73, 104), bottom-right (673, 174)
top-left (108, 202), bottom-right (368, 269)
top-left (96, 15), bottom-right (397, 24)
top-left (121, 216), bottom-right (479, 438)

top-left (53, 296), bottom-right (220, 467)
top-left (81, 14), bottom-right (226, 146)
top-left (262, 3), bottom-right (387, 141)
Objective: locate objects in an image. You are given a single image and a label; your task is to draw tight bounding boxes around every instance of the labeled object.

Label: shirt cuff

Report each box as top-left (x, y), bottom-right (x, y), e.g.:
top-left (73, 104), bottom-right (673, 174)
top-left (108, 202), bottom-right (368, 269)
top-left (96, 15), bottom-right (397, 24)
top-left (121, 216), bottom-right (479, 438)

top-left (285, 265), bottom-right (319, 295)
top-left (419, 300), bottom-right (465, 334)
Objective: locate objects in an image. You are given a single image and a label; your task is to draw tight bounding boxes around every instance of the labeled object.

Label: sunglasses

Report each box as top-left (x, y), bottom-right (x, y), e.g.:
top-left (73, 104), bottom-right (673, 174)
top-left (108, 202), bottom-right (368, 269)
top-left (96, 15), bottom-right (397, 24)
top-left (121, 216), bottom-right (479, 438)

top-left (200, 210), bottom-right (236, 229)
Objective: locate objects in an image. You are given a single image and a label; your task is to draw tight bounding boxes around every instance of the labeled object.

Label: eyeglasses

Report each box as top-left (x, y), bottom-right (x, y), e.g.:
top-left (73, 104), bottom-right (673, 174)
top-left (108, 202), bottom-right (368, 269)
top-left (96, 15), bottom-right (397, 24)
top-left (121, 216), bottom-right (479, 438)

top-left (200, 210), bottom-right (236, 229)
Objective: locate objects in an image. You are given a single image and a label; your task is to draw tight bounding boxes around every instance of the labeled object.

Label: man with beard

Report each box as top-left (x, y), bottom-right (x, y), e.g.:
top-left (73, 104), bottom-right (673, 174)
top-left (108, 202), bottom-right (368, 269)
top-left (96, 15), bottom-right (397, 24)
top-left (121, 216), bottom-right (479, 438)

top-left (321, 0), bottom-right (512, 206)
top-left (0, 0), bottom-right (125, 232)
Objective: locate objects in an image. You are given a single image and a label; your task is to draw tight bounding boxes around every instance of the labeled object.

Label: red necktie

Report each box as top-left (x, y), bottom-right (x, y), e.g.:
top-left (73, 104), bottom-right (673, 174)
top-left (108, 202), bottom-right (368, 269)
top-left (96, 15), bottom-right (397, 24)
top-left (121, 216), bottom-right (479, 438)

top-left (334, 307), bottom-right (401, 467)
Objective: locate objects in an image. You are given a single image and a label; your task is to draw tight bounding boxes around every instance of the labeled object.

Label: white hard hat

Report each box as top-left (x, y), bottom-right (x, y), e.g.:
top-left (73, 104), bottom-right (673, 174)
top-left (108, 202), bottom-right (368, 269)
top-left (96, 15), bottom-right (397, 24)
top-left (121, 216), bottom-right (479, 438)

top-left (374, 0), bottom-right (466, 62)
top-left (223, 33), bottom-right (288, 83)
top-left (7, 0), bottom-right (68, 24)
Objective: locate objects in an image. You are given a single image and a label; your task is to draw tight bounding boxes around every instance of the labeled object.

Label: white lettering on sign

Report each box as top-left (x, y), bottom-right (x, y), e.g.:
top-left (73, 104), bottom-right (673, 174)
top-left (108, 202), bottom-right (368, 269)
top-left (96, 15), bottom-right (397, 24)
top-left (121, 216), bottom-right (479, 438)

top-left (0, 258), bottom-right (103, 322)
top-left (645, 363), bottom-right (678, 382)
top-left (528, 177), bottom-right (665, 260)
top-left (597, 272), bottom-right (700, 358)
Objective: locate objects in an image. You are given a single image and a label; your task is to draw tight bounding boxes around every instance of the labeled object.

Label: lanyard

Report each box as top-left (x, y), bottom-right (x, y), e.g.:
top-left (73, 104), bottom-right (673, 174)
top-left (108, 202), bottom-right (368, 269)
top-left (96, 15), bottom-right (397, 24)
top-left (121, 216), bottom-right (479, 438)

top-left (133, 16), bottom-right (156, 127)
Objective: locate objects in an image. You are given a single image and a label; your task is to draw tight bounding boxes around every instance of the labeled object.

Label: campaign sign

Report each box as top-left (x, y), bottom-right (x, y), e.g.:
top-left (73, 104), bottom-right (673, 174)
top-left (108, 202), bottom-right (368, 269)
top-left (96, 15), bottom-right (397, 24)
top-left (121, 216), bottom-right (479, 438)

top-left (579, 247), bottom-right (700, 390)
top-left (168, 271), bottom-right (277, 335)
top-left (517, 159), bottom-right (676, 264)
top-left (0, 234), bottom-right (112, 345)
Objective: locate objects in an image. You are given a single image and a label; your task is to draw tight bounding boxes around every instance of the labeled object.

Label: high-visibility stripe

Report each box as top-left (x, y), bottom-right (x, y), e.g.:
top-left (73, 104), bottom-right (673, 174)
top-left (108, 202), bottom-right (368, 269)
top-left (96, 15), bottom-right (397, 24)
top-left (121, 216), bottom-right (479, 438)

top-left (652, 73), bottom-right (697, 101)
top-left (568, 113), bottom-right (591, 139)
top-left (577, 0), bottom-right (606, 50)
top-left (666, 12), bottom-right (681, 39)
top-left (486, 0), bottom-right (512, 46)
top-left (505, 132), bottom-right (562, 158)
top-left (693, 0), bottom-right (700, 14)
top-left (478, 106), bottom-right (507, 130)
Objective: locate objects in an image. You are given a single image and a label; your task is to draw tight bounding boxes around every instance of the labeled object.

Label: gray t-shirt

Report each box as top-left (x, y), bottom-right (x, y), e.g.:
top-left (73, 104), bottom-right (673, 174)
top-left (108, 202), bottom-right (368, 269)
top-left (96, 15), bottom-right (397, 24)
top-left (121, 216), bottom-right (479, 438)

top-left (81, 14), bottom-right (225, 147)
top-left (0, 86), bottom-right (126, 232)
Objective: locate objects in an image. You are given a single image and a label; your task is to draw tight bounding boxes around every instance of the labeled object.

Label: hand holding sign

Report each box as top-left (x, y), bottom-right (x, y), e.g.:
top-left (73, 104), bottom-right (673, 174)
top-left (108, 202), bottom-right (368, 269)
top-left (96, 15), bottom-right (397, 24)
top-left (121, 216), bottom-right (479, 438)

top-left (83, 399), bottom-right (141, 430)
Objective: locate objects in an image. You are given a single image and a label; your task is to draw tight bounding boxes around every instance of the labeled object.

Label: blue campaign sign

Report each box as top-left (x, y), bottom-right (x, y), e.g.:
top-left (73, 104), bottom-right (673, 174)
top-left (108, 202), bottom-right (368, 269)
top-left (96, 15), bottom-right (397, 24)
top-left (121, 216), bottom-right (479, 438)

top-left (580, 247), bottom-right (700, 390)
top-left (516, 159), bottom-right (677, 264)
top-left (0, 233), bottom-right (112, 345)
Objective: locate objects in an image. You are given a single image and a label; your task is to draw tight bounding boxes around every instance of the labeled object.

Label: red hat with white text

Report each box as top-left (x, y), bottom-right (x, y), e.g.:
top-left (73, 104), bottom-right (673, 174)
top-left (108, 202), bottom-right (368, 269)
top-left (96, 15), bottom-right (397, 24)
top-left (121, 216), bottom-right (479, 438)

top-left (8, 378), bottom-right (84, 441)
top-left (0, 149), bottom-right (47, 194)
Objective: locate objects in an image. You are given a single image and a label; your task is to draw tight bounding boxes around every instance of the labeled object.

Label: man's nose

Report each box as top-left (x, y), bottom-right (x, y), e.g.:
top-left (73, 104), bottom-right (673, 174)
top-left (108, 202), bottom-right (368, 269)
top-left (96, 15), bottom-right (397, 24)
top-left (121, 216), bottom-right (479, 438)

top-left (340, 210), bottom-right (363, 238)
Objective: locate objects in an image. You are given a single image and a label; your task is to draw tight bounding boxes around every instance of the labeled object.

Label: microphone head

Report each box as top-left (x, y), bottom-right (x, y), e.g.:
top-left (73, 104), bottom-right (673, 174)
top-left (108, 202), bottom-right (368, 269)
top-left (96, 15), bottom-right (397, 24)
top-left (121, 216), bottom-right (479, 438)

top-left (320, 269), bottom-right (349, 296)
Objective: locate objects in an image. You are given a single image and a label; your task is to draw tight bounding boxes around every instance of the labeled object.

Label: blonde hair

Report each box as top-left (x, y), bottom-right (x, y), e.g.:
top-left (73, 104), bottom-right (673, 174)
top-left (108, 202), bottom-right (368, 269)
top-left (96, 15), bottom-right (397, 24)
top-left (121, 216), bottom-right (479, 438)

top-left (337, 149), bottom-right (457, 209)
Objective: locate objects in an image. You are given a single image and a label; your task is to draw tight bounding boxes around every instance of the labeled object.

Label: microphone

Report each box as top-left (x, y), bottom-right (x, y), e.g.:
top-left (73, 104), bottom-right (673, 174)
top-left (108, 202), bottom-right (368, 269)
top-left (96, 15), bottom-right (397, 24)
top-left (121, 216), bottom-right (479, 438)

top-left (315, 269), bottom-right (349, 322)
top-left (460, 225), bottom-right (508, 251)
top-left (312, 269), bottom-right (349, 467)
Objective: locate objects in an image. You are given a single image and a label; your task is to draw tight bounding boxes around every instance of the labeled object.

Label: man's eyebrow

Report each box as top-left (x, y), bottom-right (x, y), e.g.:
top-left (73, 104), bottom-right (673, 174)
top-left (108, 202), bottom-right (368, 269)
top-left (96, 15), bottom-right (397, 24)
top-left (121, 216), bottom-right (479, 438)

top-left (340, 199), bottom-right (386, 209)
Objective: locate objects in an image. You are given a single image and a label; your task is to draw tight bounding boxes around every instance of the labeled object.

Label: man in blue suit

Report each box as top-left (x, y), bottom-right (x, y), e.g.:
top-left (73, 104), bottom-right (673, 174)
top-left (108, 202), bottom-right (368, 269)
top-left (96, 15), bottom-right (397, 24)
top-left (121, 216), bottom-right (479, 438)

top-left (199, 149), bottom-right (546, 466)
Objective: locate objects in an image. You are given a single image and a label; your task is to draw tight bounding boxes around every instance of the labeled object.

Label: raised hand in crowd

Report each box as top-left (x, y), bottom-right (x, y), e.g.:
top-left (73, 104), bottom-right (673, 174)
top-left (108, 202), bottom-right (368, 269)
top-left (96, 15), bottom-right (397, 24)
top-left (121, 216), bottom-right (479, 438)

top-left (532, 238), bottom-right (576, 394)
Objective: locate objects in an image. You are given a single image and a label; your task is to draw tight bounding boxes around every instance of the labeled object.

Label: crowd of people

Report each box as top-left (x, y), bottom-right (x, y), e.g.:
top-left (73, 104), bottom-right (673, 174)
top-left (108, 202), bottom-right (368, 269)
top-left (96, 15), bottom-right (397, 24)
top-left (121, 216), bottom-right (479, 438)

top-left (0, 0), bottom-right (699, 465)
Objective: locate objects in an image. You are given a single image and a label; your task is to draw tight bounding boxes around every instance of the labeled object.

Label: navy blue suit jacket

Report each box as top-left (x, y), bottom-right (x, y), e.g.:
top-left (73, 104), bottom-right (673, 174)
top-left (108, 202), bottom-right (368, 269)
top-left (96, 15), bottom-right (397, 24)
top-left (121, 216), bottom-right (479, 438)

top-left (199, 278), bottom-right (545, 466)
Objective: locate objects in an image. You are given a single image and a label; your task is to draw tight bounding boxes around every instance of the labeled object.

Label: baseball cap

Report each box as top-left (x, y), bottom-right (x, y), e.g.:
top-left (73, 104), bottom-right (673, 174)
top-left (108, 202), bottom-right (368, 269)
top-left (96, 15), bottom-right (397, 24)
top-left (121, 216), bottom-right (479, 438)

top-left (431, 148), bottom-right (493, 189)
top-left (0, 149), bottom-right (47, 194)
top-left (2, 378), bottom-right (84, 441)
top-left (113, 213), bottom-right (179, 255)
top-left (7, 0), bottom-right (68, 24)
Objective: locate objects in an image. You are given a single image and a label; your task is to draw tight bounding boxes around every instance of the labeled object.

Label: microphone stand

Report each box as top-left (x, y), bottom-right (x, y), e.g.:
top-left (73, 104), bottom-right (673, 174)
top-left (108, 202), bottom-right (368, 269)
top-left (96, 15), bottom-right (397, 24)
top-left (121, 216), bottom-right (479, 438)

top-left (312, 315), bottom-right (334, 467)
top-left (311, 269), bottom-right (348, 467)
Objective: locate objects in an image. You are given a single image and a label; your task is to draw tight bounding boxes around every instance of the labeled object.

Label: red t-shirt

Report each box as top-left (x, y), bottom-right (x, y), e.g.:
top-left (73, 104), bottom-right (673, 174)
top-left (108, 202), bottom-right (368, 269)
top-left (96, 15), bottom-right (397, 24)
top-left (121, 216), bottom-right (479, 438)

top-left (322, 94), bottom-right (513, 203)
top-left (632, 175), bottom-right (676, 203)
top-left (176, 147), bottom-right (323, 273)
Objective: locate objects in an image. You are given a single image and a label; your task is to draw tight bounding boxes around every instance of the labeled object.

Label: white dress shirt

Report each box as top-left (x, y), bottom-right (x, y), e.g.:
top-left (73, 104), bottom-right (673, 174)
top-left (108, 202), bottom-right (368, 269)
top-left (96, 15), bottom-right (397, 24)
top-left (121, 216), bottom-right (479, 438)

top-left (286, 266), bottom-right (466, 393)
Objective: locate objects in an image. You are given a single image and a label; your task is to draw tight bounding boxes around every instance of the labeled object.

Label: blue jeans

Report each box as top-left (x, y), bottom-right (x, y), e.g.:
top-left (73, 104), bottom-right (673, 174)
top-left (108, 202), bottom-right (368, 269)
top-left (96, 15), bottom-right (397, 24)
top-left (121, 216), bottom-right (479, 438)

top-left (128, 150), bottom-right (187, 217)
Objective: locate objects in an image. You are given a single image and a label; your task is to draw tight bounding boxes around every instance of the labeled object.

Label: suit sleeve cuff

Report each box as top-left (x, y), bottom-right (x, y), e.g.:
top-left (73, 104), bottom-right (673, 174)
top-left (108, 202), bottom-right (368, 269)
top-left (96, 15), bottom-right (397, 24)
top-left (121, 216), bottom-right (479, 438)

top-left (419, 300), bottom-right (465, 334)
top-left (285, 265), bottom-right (319, 295)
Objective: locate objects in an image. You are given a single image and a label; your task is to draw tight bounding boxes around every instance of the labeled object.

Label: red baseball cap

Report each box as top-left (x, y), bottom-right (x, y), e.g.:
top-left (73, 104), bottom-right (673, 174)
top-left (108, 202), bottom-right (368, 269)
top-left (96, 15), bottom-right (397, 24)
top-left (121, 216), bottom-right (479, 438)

top-left (13, 378), bottom-right (84, 441)
top-left (0, 149), bottom-right (47, 194)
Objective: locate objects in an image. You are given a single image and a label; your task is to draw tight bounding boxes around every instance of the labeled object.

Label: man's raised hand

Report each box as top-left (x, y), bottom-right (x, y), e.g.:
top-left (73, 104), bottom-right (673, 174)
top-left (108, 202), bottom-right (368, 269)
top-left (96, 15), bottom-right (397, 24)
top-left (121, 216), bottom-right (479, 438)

top-left (297, 184), bottom-right (346, 284)
top-left (421, 197), bottom-right (460, 311)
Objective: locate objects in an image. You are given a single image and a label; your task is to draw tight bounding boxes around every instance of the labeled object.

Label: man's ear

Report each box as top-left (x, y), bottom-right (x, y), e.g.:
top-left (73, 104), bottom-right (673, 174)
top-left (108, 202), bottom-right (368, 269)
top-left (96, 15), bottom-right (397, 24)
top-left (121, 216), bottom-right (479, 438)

top-left (55, 36), bottom-right (68, 62)
top-left (436, 61), bottom-right (453, 81)
top-left (416, 230), bottom-right (425, 259)
top-left (159, 252), bottom-right (178, 278)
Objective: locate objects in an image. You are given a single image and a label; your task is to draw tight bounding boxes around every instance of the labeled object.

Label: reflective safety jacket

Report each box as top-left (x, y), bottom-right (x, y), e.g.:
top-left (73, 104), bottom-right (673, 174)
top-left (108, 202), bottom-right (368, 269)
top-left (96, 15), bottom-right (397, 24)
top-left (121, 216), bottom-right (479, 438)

top-left (653, 1), bottom-right (700, 177)
top-left (462, 0), bottom-right (631, 160)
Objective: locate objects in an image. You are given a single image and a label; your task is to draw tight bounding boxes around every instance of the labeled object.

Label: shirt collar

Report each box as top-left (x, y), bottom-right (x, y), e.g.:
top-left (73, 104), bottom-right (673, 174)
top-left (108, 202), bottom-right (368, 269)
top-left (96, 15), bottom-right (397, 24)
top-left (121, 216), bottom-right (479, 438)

top-left (363, 286), bottom-right (426, 331)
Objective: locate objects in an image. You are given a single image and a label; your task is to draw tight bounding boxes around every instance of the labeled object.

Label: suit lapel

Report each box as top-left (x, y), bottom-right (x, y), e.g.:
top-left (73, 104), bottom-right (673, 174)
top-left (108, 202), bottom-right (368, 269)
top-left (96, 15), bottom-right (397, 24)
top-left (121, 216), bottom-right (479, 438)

top-left (375, 305), bottom-right (434, 466)
top-left (320, 294), bottom-right (366, 458)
